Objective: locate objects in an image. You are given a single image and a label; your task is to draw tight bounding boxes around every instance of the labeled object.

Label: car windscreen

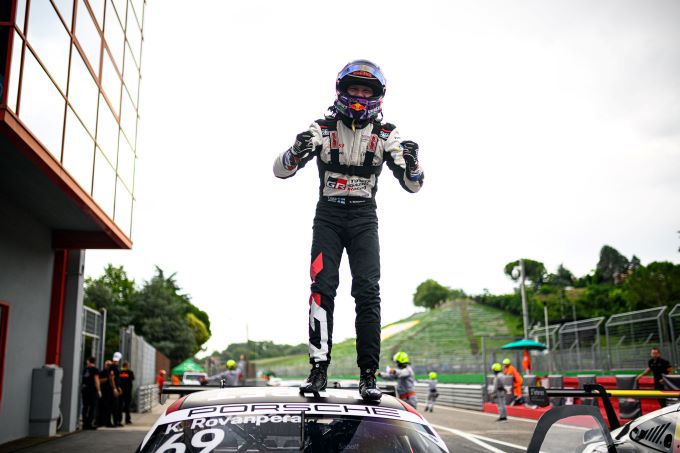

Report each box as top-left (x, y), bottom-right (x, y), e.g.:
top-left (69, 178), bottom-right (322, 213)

top-left (139, 413), bottom-right (447, 452)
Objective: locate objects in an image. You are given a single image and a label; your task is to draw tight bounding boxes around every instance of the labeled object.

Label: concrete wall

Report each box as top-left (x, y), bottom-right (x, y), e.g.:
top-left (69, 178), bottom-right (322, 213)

top-left (59, 250), bottom-right (85, 433)
top-left (0, 194), bottom-right (54, 444)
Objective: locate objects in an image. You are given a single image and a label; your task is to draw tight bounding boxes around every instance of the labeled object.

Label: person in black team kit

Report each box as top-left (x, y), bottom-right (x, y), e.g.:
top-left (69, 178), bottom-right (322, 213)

top-left (81, 357), bottom-right (101, 430)
top-left (98, 360), bottom-right (113, 427)
top-left (273, 60), bottom-right (424, 401)
top-left (110, 352), bottom-right (123, 427)
top-left (120, 361), bottom-right (135, 424)
top-left (636, 347), bottom-right (673, 407)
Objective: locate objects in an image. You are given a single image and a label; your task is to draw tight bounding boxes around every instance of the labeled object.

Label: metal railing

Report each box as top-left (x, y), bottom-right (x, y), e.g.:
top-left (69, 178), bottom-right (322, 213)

top-left (136, 384), bottom-right (160, 413)
top-left (414, 383), bottom-right (484, 410)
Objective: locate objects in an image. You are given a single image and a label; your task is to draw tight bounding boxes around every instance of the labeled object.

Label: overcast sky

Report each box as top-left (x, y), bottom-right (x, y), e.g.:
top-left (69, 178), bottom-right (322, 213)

top-left (86, 0), bottom-right (680, 354)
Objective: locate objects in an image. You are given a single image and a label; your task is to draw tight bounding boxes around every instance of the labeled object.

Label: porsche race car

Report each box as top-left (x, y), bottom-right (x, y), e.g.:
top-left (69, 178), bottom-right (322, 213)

top-left (527, 384), bottom-right (680, 452)
top-left (136, 386), bottom-right (449, 452)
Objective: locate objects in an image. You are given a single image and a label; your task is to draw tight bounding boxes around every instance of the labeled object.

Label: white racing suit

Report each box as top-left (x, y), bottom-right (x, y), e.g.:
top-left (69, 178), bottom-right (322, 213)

top-left (274, 114), bottom-right (423, 371)
top-left (380, 365), bottom-right (418, 408)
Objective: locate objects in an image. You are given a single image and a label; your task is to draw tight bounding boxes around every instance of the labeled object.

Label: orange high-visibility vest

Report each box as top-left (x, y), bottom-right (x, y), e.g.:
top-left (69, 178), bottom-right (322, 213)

top-left (504, 365), bottom-right (523, 398)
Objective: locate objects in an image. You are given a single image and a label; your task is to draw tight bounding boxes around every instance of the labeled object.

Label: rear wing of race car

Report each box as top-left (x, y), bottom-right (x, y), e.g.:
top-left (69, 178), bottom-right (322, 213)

top-left (529, 384), bottom-right (680, 429)
top-left (161, 382), bottom-right (397, 397)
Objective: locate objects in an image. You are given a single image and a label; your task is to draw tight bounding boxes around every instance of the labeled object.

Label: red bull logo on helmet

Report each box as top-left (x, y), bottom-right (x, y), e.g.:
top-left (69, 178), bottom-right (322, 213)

top-left (349, 102), bottom-right (366, 111)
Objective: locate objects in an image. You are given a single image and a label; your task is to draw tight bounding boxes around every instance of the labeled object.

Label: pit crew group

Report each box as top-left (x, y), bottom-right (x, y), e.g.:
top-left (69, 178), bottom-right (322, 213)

top-left (80, 352), bottom-right (135, 430)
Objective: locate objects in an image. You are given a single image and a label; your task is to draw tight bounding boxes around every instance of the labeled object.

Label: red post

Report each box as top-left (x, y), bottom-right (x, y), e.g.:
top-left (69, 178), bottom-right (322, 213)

top-left (45, 250), bottom-right (68, 365)
top-left (0, 301), bottom-right (9, 409)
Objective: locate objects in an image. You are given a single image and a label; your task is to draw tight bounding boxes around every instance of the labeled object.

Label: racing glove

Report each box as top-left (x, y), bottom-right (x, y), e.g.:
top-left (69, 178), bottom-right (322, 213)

top-left (401, 140), bottom-right (423, 182)
top-left (283, 131), bottom-right (314, 169)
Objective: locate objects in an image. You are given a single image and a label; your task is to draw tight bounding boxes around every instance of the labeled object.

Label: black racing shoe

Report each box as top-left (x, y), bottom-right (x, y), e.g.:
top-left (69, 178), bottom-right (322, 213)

top-left (300, 362), bottom-right (328, 395)
top-left (359, 368), bottom-right (382, 401)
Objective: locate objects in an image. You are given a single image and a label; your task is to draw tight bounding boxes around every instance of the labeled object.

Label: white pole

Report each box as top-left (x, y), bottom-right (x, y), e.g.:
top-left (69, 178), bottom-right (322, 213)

top-left (520, 259), bottom-right (529, 339)
top-left (544, 302), bottom-right (551, 373)
top-left (544, 303), bottom-right (550, 351)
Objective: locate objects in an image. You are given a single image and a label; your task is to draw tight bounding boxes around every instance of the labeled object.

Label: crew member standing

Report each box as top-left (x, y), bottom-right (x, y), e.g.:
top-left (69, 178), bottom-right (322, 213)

top-left (156, 370), bottom-right (166, 404)
top-left (110, 352), bottom-right (123, 427)
top-left (636, 347), bottom-right (673, 408)
top-left (81, 357), bottom-right (101, 430)
top-left (503, 358), bottom-right (524, 405)
top-left (423, 371), bottom-right (439, 412)
top-left (120, 361), bottom-right (135, 424)
top-left (238, 354), bottom-right (247, 386)
top-left (491, 363), bottom-right (507, 422)
top-left (207, 360), bottom-right (243, 387)
top-left (378, 351), bottom-right (418, 408)
top-left (98, 360), bottom-right (113, 427)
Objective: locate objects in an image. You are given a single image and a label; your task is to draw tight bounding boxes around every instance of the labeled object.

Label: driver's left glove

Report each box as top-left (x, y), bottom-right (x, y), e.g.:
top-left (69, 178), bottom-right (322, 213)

top-left (401, 141), bottom-right (423, 182)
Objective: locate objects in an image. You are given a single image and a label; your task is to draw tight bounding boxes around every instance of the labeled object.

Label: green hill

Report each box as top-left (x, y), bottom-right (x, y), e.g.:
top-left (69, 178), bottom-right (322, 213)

top-left (254, 300), bottom-right (519, 378)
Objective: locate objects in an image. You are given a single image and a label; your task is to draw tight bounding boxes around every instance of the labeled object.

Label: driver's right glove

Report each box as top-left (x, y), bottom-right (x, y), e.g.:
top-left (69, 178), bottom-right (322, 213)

top-left (283, 131), bottom-right (314, 169)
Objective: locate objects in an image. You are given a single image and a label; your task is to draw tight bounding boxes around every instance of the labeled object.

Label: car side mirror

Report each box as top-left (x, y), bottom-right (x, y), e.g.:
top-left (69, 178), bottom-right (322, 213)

top-left (583, 428), bottom-right (604, 444)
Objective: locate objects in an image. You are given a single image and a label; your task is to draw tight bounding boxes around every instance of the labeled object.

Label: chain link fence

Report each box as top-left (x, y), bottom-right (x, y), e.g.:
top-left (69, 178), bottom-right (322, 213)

top-left (529, 324), bottom-right (560, 351)
top-left (668, 305), bottom-right (680, 365)
top-left (606, 307), bottom-right (667, 370)
top-left (119, 325), bottom-right (161, 411)
top-left (265, 304), bottom-right (680, 377)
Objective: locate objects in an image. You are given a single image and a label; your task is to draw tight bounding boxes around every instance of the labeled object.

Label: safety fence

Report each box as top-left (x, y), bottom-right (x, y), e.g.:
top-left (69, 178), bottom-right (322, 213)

top-left (81, 306), bottom-right (106, 368)
top-left (528, 324), bottom-right (560, 351)
top-left (414, 383), bottom-right (485, 410)
top-left (606, 307), bottom-right (667, 370)
top-left (265, 304), bottom-right (680, 378)
top-left (670, 306), bottom-right (680, 365)
top-left (136, 384), bottom-right (160, 413)
top-left (119, 325), bottom-right (157, 386)
top-left (119, 325), bottom-right (164, 412)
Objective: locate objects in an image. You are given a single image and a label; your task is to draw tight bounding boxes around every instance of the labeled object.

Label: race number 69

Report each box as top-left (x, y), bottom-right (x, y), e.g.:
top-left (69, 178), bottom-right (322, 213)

top-left (155, 429), bottom-right (225, 453)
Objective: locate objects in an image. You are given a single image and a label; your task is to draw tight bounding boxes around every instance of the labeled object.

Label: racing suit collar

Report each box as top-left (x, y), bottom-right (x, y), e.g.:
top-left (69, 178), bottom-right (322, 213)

top-left (337, 112), bottom-right (372, 130)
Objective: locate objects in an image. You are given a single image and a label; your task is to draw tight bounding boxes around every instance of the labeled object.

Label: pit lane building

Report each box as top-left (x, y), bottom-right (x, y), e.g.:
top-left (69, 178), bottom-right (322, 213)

top-left (0, 0), bottom-right (145, 443)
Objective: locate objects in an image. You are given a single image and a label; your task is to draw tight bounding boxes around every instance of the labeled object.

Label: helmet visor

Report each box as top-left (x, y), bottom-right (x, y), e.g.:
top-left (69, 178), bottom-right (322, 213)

top-left (338, 62), bottom-right (386, 88)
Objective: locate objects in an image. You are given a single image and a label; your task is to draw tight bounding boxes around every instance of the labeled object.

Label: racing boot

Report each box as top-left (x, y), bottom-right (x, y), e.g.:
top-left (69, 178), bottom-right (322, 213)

top-left (359, 368), bottom-right (382, 401)
top-left (300, 362), bottom-right (328, 395)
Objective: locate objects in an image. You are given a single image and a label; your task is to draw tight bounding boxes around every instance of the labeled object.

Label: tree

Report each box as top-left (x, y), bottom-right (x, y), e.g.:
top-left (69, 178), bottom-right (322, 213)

top-left (595, 245), bottom-right (629, 283)
top-left (547, 264), bottom-right (575, 287)
top-left (85, 265), bottom-right (212, 364)
top-left (210, 341), bottom-right (308, 362)
top-left (413, 279), bottom-right (451, 309)
top-left (504, 259), bottom-right (547, 289)
top-left (128, 268), bottom-right (199, 362)
top-left (84, 265), bottom-right (135, 358)
top-left (623, 262), bottom-right (680, 310)
top-left (186, 313), bottom-right (210, 349)
top-left (629, 255), bottom-right (642, 273)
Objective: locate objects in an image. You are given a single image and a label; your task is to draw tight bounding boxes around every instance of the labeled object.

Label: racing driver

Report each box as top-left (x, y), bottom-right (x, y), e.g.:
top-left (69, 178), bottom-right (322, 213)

top-left (273, 60), bottom-right (424, 401)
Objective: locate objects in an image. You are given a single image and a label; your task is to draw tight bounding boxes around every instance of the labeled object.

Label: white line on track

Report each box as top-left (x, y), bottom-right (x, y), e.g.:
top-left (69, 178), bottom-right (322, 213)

top-left (433, 424), bottom-right (506, 453)
top-left (432, 424), bottom-right (528, 452)
top-left (431, 404), bottom-right (539, 424)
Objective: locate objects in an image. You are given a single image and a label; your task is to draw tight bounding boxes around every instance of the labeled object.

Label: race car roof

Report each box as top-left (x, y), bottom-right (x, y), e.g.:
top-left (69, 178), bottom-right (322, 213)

top-left (170, 387), bottom-right (406, 412)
